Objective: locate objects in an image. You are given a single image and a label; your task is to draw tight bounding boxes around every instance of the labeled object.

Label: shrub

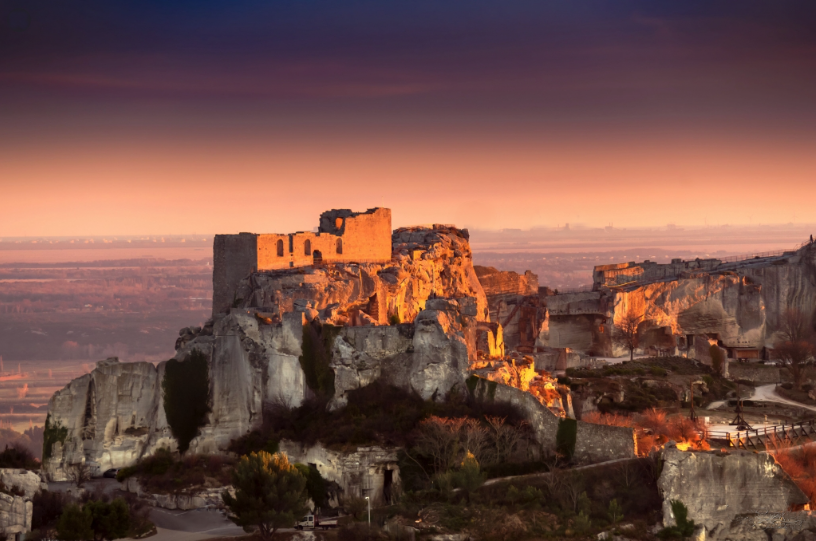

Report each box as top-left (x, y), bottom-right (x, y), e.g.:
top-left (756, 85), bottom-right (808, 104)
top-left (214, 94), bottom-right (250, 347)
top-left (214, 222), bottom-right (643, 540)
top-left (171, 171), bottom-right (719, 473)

top-left (43, 415), bottom-right (68, 461)
top-left (0, 443), bottom-right (39, 470)
top-left (163, 350), bottom-right (211, 453)
top-left (556, 418), bottom-right (578, 460)
top-left (32, 490), bottom-right (68, 532)
top-left (57, 504), bottom-right (93, 541)
top-left (294, 463), bottom-right (328, 509)
top-left (658, 500), bottom-right (695, 538)
top-left (117, 449), bottom-right (233, 494)
top-left (389, 314), bottom-right (401, 325)
top-left (337, 523), bottom-right (388, 540)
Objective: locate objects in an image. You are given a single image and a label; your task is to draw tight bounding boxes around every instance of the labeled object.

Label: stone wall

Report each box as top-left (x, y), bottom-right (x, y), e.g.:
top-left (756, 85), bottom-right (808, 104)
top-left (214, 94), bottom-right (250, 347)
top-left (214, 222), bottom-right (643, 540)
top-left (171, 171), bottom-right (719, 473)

top-left (573, 422), bottom-right (636, 464)
top-left (213, 208), bottom-right (393, 316)
top-left (0, 492), bottom-right (31, 540)
top-left (728, 363), bottom-right (783, 384)
top-left (474, 266), bottom-right (541, 351)
top-left (212, 232), bottom-right (258, 316)
top-left (469, 378), bottom-right (636, 464)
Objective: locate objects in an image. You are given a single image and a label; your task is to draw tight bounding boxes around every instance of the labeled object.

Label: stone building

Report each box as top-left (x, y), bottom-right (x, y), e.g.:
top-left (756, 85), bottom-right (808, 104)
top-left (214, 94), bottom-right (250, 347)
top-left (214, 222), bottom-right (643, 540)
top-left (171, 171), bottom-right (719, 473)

top-left (213, 208), bottom-right (392, 315)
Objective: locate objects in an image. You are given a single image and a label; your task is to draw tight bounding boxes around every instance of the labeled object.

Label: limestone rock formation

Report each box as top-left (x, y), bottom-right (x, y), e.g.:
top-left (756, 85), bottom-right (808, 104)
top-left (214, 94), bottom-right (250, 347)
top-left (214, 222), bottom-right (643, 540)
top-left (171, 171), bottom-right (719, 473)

top-left (0, 470), bottom-right (45, 499)
top-left (0, 492), bottom-right (31, 539)
top-left (658, 447), bottom-right (811, 540)
top-left (475, 266), bottom-right (543, 351)
top-left (541, 241), bottom-right (816, 359)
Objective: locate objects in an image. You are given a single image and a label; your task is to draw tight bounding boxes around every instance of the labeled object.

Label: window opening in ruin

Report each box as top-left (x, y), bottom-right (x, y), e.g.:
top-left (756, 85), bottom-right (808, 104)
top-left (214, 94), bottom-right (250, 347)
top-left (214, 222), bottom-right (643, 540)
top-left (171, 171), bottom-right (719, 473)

top-left (313, 250), bottom-right (323, 265)
top-left (276, 239), bottom-right (284, 257)
top-left (81, 378), bottom-right (96, 440)
top-left (335, 217), bottom-right (343, 230)
top-left (383, 469), bottom-right (393, 504)
top-left (304, 239), bottom-right (311, 255)
top-left (336, 238), bottom-right (343, 254)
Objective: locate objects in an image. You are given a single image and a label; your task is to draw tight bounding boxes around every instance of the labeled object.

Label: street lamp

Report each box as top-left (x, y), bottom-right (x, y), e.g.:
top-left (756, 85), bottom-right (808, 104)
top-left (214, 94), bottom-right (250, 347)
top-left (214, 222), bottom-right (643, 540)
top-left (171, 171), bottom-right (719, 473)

top-left (365, 496), bottom-right (370, 525)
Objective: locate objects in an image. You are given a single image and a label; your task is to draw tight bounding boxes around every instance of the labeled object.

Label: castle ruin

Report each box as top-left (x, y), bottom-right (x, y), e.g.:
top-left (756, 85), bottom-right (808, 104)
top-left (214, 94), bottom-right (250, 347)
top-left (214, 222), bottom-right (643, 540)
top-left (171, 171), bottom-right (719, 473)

top-left (212, 208), bottom-right (392, 315)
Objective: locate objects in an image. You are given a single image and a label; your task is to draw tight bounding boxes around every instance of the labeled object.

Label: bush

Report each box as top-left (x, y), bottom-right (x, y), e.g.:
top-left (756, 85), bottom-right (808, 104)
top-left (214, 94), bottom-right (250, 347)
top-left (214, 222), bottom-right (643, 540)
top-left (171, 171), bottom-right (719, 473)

top-left (556, 418), bottom-right (578, 460)
top-left (389, 314), bottom-right (401, 325)
top-left (32, 490), bottom-right (68, 532)
top-left (43, 415), bottom-right (68, 461)
top-left (117, 448), bottom-right (233, 494)
top-left (294, 463), bottom-right (328, 509)
top-left (0, 443), bottom-right (39, 470)
top-left (710, 345), bottom-right (724, 375)
top-left (163, 350), bottom-right (211, 453)
top-left (658, 500), bottom-right (695, 538)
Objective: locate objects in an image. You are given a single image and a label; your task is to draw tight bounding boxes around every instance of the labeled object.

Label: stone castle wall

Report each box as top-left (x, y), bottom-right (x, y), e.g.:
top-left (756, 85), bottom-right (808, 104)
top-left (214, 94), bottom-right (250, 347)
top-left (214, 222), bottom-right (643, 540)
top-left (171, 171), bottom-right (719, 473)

top-left (213, 208), bottom-right (392, 316)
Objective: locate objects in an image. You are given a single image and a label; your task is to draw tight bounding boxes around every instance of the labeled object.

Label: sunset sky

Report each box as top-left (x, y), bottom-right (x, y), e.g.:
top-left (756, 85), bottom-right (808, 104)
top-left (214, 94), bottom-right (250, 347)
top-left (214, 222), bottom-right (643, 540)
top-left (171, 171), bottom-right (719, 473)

top-left (1, 1), bottom-right (815, 236)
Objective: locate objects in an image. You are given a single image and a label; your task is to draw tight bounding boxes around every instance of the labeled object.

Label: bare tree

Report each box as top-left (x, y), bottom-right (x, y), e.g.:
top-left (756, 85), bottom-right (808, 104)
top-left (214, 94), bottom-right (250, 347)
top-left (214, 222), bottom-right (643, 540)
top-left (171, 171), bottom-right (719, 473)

top-left (484, 416), bottom-right (528, 465)
top-left (774, 309), bottom-right (816, 389)
top-left (613, 307), bottom-right (644, 361)
top-left (67, 462), bottom-right (92, 488)
top-left (412, 417), bottom-right (465, 474)
top-left (461, 419), bottom-right (488, 464)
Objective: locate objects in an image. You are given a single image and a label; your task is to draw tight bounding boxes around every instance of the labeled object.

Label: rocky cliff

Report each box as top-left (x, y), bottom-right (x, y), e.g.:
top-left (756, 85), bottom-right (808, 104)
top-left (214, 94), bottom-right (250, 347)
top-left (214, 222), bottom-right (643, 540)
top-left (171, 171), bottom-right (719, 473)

top-left (658, 447), bottom-right (813, 540)
top-left (43, 226), bottom-right (487, 479)
top-left (541, 241), bottom-right (816, 357)
top-left (475, 267), bottom-right (542, 352)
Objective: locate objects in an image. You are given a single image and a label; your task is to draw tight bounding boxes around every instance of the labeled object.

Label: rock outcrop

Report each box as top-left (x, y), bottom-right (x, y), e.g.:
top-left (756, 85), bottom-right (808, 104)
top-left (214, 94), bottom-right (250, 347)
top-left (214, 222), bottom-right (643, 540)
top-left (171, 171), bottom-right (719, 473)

top-left (0, 469), bottom-right (41, 539)
top-left (475, 266), bottom-right (543, 352)
top-left (658, 447), bottom-right (812, 540)
top-left (541, 241), bottom-right (816, 358)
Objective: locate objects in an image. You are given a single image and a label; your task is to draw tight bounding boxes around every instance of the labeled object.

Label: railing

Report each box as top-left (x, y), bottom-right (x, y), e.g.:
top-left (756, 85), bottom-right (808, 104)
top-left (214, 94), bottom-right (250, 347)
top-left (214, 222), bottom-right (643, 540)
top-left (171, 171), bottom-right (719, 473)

top-left (717, 240), bottom-right (811, 264)
top-left (708, 419), bottom-right (816, 450)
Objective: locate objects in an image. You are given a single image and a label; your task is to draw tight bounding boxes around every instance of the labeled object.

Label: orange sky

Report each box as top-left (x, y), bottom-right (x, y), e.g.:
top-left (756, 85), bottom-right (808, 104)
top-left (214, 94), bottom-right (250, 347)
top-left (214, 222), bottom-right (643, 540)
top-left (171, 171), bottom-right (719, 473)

top-left (1, 1), bottom-right (815, 236)
top-left (2, 125), bottom-right (814, 236)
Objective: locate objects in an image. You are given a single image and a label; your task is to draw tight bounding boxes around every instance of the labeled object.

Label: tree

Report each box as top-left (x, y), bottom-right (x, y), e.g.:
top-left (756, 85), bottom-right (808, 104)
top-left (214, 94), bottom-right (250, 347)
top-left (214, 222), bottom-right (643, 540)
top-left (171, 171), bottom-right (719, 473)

top-left (67, 462), bottom-right (92, 488)
top-left (451, 451), bottom-right (486, 503)
top-left (56, 504), bottom-right (93, 541)
top-left (222, 452), bottom-right (309, 540)
top-left (613, 307), bottom-right (644, 361)
top-left (774, 309), bottom-right (816, 390)
top-left (85, 499), bottom-right (131, 541)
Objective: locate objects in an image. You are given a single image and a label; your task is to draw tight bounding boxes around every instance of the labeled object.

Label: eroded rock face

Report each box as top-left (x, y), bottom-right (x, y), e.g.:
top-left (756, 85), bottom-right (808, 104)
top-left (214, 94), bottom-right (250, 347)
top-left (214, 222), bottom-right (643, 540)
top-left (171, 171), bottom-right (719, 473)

top-left (475, 266), bottom-right (542, 352)
top-left (0, 470), bottom-right (46, 499)
top-left (658, 448), bottom-right (810, 540)
top-left (541, 242), bottom-right (816, 357)
top-left (0, 492), bottom-right (32, 538)
top-left (44, 311), bottom-right (309, 480)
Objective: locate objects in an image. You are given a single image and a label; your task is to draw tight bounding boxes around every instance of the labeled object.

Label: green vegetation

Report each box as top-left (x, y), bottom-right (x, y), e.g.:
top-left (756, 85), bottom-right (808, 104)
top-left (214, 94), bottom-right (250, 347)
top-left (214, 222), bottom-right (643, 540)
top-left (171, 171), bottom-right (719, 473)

top-left (235, 380), bottom-right (526, 453)
top-left (57, 499), bottom-right (130, 541)
top-left (299, 322), bottom-right (339, 397)
top-left (222, 451), bottom-right (309, 540)
top-left (388, 313), bottom-right (401, 325)
top-left (387, 456), bottom-right (662, 539)
top-left (162, 349), bottom-right (211, 453)
top-left (0, 443), bottom-right (39, 470)
top-left (556, 418), bottom-right (578, 460)
top-left (117, 448), bottom-right (233, 494)
top-left (294, 463), bottom-right (328, 509)
top-left (658, 500), bottom-right (696, 538)
top-left (567, 356), bottom-right (709, 378)
top-left (43, 414), bottom-right (68, 461)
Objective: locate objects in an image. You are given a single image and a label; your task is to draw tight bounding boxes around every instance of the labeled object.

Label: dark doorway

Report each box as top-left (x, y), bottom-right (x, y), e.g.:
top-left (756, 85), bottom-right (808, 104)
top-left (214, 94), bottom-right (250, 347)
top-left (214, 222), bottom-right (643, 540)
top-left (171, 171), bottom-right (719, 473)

top-left (304, 239), bottom-right (311, 255)
top-left (313, 250), bottom-right (323, 265)
top-left (383, 469), bottom-right (393, 504)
